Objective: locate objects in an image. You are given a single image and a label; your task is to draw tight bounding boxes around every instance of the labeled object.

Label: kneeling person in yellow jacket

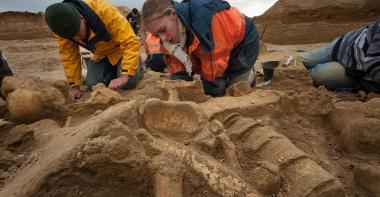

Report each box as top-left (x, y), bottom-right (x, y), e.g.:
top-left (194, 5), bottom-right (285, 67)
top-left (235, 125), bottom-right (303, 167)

top-left (45, 0), bottom-right (141, 99)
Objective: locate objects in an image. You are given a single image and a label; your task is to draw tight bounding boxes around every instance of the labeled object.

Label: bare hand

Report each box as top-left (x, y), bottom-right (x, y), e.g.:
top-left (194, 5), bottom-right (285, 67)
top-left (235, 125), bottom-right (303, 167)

top-left (108, 75), bottom-right (129, 90)
top-left (69, 86), bottom-right (82, 99)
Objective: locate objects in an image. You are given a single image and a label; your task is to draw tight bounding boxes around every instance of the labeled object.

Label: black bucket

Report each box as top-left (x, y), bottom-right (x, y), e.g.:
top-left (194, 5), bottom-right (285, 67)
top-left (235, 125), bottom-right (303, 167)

top-left (262, 61), bottom-right (279, 81)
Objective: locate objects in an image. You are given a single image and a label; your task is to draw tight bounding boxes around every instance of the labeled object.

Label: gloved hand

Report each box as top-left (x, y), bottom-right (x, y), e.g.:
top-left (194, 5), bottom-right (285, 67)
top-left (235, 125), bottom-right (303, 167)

top-left (69, 86), bottom-right (82, 99)
top-left (108, 75), bottom-right (129, 90)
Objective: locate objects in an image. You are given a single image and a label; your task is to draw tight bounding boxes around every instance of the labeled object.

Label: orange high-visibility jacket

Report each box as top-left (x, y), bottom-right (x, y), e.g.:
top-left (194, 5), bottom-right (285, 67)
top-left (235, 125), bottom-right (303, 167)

top-left (166, 6), bottom-right (252, 81)
top-left (144, 33), bottom-right (165, 55)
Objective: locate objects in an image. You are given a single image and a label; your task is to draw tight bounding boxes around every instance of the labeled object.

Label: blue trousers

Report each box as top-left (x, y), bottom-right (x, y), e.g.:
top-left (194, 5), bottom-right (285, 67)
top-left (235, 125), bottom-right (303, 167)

top-left (298, 39), bottom-right (357, 90)
top-left (298, 39), bottom-right (380, 92)
top-left (85, 58), bottom-right (141, 90)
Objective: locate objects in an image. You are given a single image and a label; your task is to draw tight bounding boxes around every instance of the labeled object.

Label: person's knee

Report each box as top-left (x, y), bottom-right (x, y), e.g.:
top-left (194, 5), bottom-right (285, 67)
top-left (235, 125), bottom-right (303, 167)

top-left (298, 53), bottom-right (315, 70)
top-left (85, 79), bottom-right (98, 88)
top-left (85, 59), bottom-right (110, 87)
top-left (310, 62), bottom-right (345, 80)
top-left (228, 68), bottom-right (256, 87)
top-left (202, 78), bottom-right (226, 97)
top-left (297, 53), bottom-right (307, 63)
top-left (309, 62), bottom-right (356, 89)
top-left (298, 44), bottom-right (335, 71)
top-left (85, 76), bottom-right (98, 87)
top-left (85, 71), bottom-right (105, 87)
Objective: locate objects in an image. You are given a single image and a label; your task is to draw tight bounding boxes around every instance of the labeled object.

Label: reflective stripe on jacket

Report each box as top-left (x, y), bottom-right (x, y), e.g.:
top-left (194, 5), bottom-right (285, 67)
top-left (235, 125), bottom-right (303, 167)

top-left (144, 33), bottom-right (168, 72)
top-left (144, 33), bottom-right (165, 55)
top-left (56, 0), bottom-right (140, 86)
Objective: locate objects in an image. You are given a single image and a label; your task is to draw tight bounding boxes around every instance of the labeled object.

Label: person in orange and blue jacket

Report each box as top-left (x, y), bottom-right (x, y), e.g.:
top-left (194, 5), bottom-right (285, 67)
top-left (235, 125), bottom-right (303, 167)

top-left (45, 0), bottom-right (141, 99)
top-left (144, 33), bottom-right (168, 72)
top-left (142, 0), bottom-right (259, 97)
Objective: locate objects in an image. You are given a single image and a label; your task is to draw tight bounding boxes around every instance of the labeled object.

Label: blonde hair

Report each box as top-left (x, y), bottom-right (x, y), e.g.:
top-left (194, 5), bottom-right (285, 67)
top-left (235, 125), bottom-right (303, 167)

top-left (142, 0), bottom-right (173, 24)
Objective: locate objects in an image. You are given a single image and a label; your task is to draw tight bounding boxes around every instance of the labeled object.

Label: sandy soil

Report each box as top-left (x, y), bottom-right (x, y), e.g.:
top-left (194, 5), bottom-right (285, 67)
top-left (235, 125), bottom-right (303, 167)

top-left (0, 37), bottom-right (379, 197)
top-left (255, 20), bottom-right (375, 45)
top-left (253, 0), bottom-right (380, 45)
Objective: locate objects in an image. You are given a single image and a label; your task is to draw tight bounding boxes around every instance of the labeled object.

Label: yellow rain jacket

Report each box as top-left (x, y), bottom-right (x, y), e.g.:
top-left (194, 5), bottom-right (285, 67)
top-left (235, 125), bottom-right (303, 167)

top-left (56, 0), bottom-right (140, 86)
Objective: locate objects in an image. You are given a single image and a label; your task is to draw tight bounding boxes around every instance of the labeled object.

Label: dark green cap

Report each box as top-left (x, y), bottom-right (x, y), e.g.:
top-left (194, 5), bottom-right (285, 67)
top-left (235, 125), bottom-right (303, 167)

top-left (45, 3), bottom-right (81, 39)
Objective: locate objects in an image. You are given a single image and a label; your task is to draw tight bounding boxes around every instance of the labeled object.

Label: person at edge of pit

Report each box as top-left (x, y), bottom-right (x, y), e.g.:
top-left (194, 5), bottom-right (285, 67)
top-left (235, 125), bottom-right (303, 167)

top-left (127, 8), bottom-right (141, 36)
top-left (142, 0), bottom-right (260, 97)
top-left (298, 20), bottom-right (380, 94)
top-left (45, 0), bottom-right (142, 99)
top-left (144, 32), bottom-right (168, 72)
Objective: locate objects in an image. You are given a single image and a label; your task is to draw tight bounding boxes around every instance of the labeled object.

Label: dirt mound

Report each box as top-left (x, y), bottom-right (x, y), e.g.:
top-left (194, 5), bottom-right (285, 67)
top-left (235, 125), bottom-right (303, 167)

top-left (259, 0), bottom-right (380, 23)
top-left (1, 38), bottom-right (379, 196)
top-left (0, 69), bottom-right (377, 196)
top-left (0, 86), bottom-right (347, 196)
top-left (0, 5), bottom-right (130, 41)
top-left (0, 12), bottom-right (52, 40)
top-left (2, 76), bottom-right (66, 123)
top-left (253, 0), bottom-right (380, 44)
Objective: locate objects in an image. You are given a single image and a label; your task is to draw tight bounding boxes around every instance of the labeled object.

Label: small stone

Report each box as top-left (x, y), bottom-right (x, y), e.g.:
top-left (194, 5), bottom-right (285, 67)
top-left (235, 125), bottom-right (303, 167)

top-left (94, 110), bottom-right (103, 116)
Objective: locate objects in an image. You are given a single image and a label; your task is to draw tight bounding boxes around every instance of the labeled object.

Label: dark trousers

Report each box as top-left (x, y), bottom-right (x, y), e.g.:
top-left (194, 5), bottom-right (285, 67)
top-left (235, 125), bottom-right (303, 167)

top-left (85, 58), bottom-right (142, 90)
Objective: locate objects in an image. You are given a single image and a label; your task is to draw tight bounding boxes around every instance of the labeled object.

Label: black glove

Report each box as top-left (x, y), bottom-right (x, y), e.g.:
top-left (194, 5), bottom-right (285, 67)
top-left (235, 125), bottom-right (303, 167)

top-left (145, 53), bottom-right (167, 72)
